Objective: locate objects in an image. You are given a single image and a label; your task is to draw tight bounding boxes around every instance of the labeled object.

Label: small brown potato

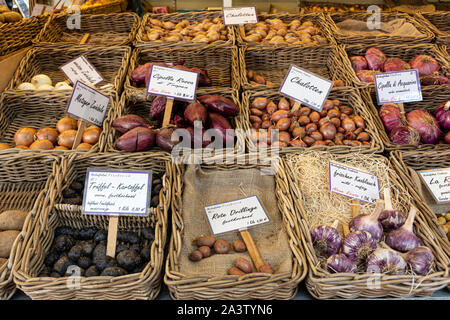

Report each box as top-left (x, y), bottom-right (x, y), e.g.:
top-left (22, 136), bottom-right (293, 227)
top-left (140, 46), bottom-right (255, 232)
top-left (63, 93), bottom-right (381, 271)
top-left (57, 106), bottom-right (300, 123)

top-left (29, 139), bottom-right (54, 150)
top-left (188, 250), bottom-right (203, 262)
top-left (235, 258), bottom-right (253, 273)
top-left (233, 240), bottom-right (247, 252)
top-left (259, 264), bottom-right (274, 274)
top-left (0, 230), bottom-right (20, 258)
top-left (75, 143), bottom-right (92, 151)
top-left (227, 266), bottom-right (246, 276)
top-left (194, 236), bottom-right (216, 248)
top-left (0, 143), bottom-right (10, 149)
top-left (197, 246), bottom-right (211, 258)
top-left (213, 239), bottom-right (230, 254)
top-left (0, 210), bottom-right (28, 230)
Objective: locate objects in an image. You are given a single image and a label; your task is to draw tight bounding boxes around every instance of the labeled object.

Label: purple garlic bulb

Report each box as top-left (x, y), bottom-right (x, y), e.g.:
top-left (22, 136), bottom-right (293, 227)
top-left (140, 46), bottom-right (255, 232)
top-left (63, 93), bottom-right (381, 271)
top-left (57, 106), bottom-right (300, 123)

top-left (326, 254), bottom-right (358, 273)
top-left (311, 221), bottom-right (341, 258)
top-left (380, 210), bottom-right (406, 230)
top-left (403, 246), bottom-right (434, 276)
top-left (385, 207), bottom-right (421, 252)
top-left (366, 247), bottom-right (407, 275)
top-left (342, 230), bottom-right (377, 263)
top-left (349, 200), bottom-right (384, 241)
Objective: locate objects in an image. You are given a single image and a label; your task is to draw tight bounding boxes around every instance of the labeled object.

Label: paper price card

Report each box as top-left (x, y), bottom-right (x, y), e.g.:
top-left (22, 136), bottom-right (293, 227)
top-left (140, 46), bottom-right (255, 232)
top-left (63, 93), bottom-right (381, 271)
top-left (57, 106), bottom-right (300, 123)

top-left (146, 65), bottom-right (198, 101)
top-left (374, 69), bottom-right (422, 105)
top-left (329, 161), bottom-right (380, 203)
top-left (60, 55), bottom-right (104, 86)
top-left (204, 196), bottom-right (270, 235)
top-left (418, 168), bottom-right (450, 204)
top-left (279, 65), bottom-right (333, 112)
top-left (66, 81), bottom-right (109, 127)
top-left (222, 7), bottom-right (258, 25)
top-left (82, 169), bottom-right (152, 216)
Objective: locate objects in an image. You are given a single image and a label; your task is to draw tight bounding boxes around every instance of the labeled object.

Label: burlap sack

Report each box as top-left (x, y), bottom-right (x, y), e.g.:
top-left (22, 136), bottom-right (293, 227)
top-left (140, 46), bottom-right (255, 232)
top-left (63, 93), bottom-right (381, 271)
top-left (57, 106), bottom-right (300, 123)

top-left (336, 18), bottom-right (423, 37)
top-left (178, 165), bottom-right (293, 277)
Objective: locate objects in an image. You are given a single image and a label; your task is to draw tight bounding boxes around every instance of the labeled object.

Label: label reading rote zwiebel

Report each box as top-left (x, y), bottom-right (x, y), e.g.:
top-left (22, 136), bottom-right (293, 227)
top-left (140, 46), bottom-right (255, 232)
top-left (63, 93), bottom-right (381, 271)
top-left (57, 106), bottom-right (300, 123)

top-left (329, 161), bottom-right (380, 203)
top-left (374, 69), bottom-right (422, 105)
top-left (418, 168), bottom-right (450, 204)
top-left (82, 168), bottom-right (152, 216)
top-left (279, 65), bottom-right (333, 112)
top-left (60, 55), bottom-right (104, 86)
top-left (204, 196), bottom-right (270, 235)
top-left (222, 7), bottom-right (258, 25)
top-left (146, 65), bottom-right (199, 101)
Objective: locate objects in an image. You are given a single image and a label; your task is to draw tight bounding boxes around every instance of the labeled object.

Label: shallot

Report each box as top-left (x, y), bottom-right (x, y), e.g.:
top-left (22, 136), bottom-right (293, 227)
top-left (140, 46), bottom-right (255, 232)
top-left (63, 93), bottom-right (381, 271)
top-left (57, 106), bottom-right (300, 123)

top-left (385, 207), bottom-right (421, 252)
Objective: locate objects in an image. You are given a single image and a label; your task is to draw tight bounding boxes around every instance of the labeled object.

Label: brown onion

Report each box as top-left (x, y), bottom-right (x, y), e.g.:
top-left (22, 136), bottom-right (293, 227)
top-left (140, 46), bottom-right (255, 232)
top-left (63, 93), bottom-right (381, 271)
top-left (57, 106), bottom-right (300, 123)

top-left (352, 116), bottom-right (366, 129)
top-left (309, 111), bottom-right (320, 123)
top-left (342, 118), bottom-right (356, 132)
top-left (299, 107), bottom-right (311, 116)
top-left (82, 127), bottom-right (101, 145)
top-left (330, 117), bottom-right (340, 128)
top-left (14, 145), bottom-right (29, 149)
top-left (250, 108), bottom-right (264, 116)
top-left (298, 115), bottom-right (310, 126)
top-left (0, 143), bottom-right (10, 149)
top-left (310, 131), bottom-right (323, 141)
top-left (292, 126), bottom-right (306, 138)
top-left (271, 110), bottom-right (289, 122)
top-left (14, 128), bottom-right (36, 147)
top-left (29, 139), bottom-right (53, 150)
top-left (320, 122), bottom-right (337, 140)
top-left (57, 130), bottom-right (77, 148)
top-left (261, 120), bottom-right (271, 129)
top-left (290, 139), bottom-right (307, 147)
top-left (56, 117), bottom-right (77, 133)
top-left (357, 132), bottom-right (370, 142)
top-left (278, 131), bottom-right (291, 143)
top-left (340, 106), bottom-right (353, 115)
top-left (251, 97), bottom-right (268, 110)
top-left (306, 123), bottom-right (317, 134)
top-left (76, 143), bottom-right (92, 151)
top-left (303, 136), bottom-right (315, 146)
top-left (54, 146), bottom-right (69, 150)
top-left (278, 98), bottom-right (290, 110)
top-left (36, 128), bottom-right (58, 144)
top-left (276, 118), bottom-right (291, 131)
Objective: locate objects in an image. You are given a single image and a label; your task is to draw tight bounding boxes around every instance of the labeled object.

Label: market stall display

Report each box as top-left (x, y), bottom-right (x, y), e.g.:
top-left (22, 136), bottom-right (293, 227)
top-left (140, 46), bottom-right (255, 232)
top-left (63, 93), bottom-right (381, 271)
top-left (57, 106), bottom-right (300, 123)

top-left (300, 2), bottom-right (371, 13)
top-left (418, 12), bottom-right (450, 46)
top-left (12, 152), bottom-right (172, 300)
top-left (77, 0), bottom-right (127, 15)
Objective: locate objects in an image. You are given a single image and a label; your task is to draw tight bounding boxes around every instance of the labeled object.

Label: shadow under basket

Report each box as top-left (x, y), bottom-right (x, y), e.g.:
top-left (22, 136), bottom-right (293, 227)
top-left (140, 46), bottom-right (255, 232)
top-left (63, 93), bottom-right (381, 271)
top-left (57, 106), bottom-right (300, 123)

top-left (12, 153), bottom-right (172, 300)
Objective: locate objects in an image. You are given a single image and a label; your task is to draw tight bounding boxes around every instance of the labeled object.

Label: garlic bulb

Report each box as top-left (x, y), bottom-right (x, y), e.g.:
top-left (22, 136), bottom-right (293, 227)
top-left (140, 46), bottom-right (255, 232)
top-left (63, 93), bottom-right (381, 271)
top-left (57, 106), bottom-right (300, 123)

top-left (385, 207), bottom-right (421, 252)
top-left (326, 254), bottom-right (358, 273)
top-left (366, 247), bottom-right (407, 275)
top-left (403, 246), bottom-right (434, 276)
top-left (17, 82), bottom-right (36, 90)
top-left (36, 84), bottom-right (55, 91)
top-left (349, 200), bottom-right (384, 241)
top-left (31, 74), bottom-right (52, 88)
top-left (311, 220), bottom-right (341, 258)
top-left (55, 82), bottom-right (71, 90)
top-left (55, 84), bottom-right (73, 91)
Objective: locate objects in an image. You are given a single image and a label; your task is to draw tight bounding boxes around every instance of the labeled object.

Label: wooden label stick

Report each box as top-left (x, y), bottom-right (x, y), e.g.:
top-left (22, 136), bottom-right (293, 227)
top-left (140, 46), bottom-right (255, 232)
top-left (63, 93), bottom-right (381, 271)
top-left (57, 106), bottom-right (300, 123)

top-left (240, 229), bottom-right (264, 272)
top-left (383, 188), bottom-right (393, 210)
top-left (291, 101), bottom-right (301, 112)
top-left (239, 24), bottom-right (246, 38)
top-left (79, 33), bottom-right (90, 45)
top-left (342, 223), bottom-right (350, 237)
top-left (162, 97), bottom-right (174, 127)
top-left (106, 216), bottom-right (119, 258)
top-left (351, 200), bottom-right (360, 218)
top-left (72, 119), bottom-right (86, 150)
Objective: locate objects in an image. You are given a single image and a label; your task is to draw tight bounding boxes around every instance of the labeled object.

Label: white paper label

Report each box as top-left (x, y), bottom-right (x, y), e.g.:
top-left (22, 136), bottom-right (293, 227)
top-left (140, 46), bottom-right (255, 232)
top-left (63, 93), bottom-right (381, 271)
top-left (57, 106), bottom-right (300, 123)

top-left (66, 81), bottom-right (109, 127)
top-left (60, 55), bottom-right (104, 86)
top-left (418, 168), bottom-right (450, 204)
top-left (204, 196), bottom-right (270, 235)
top-left (222, 7), bottom-right (257, 25)
top-left (146, 65), bottom-right (198, 101)
top-left (374, 69), bottom-right (422, 105)
top-left (82, 169), bottom-right (152, 216)
top-left (279, 65), bottom-right (333, 112)
top-left (329, 161), bottom-right (380, 203)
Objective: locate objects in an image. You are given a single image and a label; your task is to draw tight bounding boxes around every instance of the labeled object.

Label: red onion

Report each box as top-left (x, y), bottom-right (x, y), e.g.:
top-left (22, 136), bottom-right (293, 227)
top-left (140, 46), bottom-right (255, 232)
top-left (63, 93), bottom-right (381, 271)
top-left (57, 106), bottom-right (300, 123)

top-left (342, 230), bottom-right (377, 263)
top-left (389, 126), bottom-right (420, 145)
top-left (356, 70), bottom-right (378, 83)
top-left (349, 200), bottom-right (384, 241)
top-left (365, 47), bottom-right (386, 71)
top-left (403, 246), bottom-right (434, 276)
top-left (383, 58), bottom-right (410, 72)
top-left (445, 132), bottom-right (450, 144)
top-left (379, 103), bottom-right (402, 132)
top-left (435, 100), bottom-right (450, 130)
top-left (366, 247), bottom-right (407, 275)
top-left (385, 207), bottom-right (422, 252)
top-left (379, 189), bottom-right (406, 230)
top-left (326, 254), bottom-right (358, 273)
top-left (420, 73), bottom-right (450, 86)
top-left (409, 55), bottom-right (440, 75)
top-left (350, 56), bottom-right (368, 71)
top-left (311, 220), bottom-right (341, 258)
top-left (406, 109), bottom-right (441, 144)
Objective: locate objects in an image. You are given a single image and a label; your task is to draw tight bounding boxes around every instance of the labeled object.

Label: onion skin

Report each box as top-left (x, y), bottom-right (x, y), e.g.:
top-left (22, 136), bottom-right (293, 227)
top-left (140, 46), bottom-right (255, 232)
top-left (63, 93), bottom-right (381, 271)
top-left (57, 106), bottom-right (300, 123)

top-left (184, 102), bottom-right (207, 125)
top-left (403, 246), bottom-right (434, 276)
top-left (350, 56), bottom-right (368, 71)
top-left (57, 130), bottom-right (77, 149)
top-left (14, 128), bottom-right (36, 147)
top-left (150, 96), bottom-right (167, 120)
top-left (116, 127), bottom-right (155, 152)
top-left (379, 210), bottom-right (405, 230)
top-left (56, 117), bottom-right (77, 133)
top-left (366, 247), bottom-right (407, 275)
top-left (342, 230), bottom-right (377, 263)
top-left (197, 95), bottom-right (239, 117)
top-left (82, 127), bottom-right (101, 145)
top-left (420, 74), bottom-right (450, 86)
top-left (356, 70), bottom-right (378, 83)
top-left (434, 101), bottom-right (450, 130)
top-left (409, 55), bottom-right (440, 76)
top-left (365, 47), bottom-right (386, 71)
top-left (385, 208), bottom-right (421, 252)
top-left (311, 225), bottom-right (341, 258)
top-left (112, 115), bottom-right (149, 134)
top-left (326, 254), bottom-right (358, 273)
top-left (383, 58), bottom-right (410, 72)
top-left (36, 128), bottom-right (58, 144)
top-left (406, 109), bottom-right (441, 144)
top-left (389, 126), bottom-right (420, 145)
top-left (379, 103), bottom-right (402, 132)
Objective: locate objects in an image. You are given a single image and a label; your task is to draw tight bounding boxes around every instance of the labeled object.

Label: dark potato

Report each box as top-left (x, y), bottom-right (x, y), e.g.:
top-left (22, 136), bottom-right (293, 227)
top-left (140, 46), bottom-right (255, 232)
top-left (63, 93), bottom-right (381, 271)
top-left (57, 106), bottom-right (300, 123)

top-left (78, 227), bottom-right (98, 240)
top-left (85, 265), bottom-right (99, 277)
top-left (117, 231), bottom-right (140, 244)
top-left (94, 256), bottom-right (117, 271)
top-left (101, 266), bottom-right (128, 277)
top-left (117, 249), bottom-right (142, 272)
top-left (65, 265), bottom-right (85, 277)
top-left (141, 227), bottom-right (155, 242)
top-left (80, 241), bottom-right (95, 257)
top-left (68, 244), bottom-right (82, 262)
top-left (78, 256), bottom-right (92, 269)
top-left (115, 243), bottom-right (129, 255)
top-left (54, 235), bottom-right (74, 253)
top-left (140, 245), bottom-right (150, 262)
top-left (55, 226), bottom-right (78, 239)
top-left (94, 230), bottom-right (107, 243)
top-left (53, 255), bottom-right (71, 275)
top-left (45, 250), bottom-right (60, 267)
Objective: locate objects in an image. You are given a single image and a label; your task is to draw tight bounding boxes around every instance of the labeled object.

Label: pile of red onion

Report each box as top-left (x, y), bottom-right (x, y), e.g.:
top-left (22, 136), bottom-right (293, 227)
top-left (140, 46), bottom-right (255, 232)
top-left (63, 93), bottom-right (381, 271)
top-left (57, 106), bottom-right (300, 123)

top-left (350, 48), bottom-right (449, 85)
top-left (379, 100), bottom-right (450, 145)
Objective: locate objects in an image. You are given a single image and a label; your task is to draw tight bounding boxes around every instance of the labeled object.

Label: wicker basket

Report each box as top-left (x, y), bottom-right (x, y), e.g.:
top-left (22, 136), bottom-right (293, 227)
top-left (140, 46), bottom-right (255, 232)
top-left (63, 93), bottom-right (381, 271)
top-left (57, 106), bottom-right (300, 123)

top-left (106, 90), bottom-right (246, 156)
top-left (419, 12), bottom-right (450, 46)
top-left (0, 152), bottom-right (58, 300)
top-left (341, 43), bottom-right (450, 95)
top-left (12, 152), bottom-right (172, 300)
top-left (78, 0), bottom-right (127, 15)
top-left (125, 45), bottom-right (240, 103)
top-left (236, 13), bottom-right (335, 48)
top-left (360, 88), bottom-right (450, 152)
top-left (0, 93), bottom-right (112, 154)
top-left (5, 46), bottom-right (130, 100)
top-left (34, 12), bottom-right (139, 48)
top-left (241, 87), bottom-right (383, 155)
top-left (284, 151), bottom-right (450, 299)
top-left (390, 150), bottom-right (450, 259)
top-left (239, 44), bottom-right (353, 91)
top-left (164, 154), bottom-right (307, 300)
top-left (325, 12), bottom-right (435, 45)
top-left (299, 2), bottom-right (382, 13)
top-left (0, 15), bottom-right (49, 57)
top-left (135, 11), bottom-right (235, 49)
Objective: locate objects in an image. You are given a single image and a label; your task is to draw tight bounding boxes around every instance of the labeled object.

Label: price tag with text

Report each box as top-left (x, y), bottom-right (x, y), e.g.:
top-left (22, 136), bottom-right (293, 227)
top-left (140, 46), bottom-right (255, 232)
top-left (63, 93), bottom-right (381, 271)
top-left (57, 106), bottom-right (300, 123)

top-left (329, 161), bottom-right (380, 203)
top-left (374, 69), bottom-right (422, 105)
top-left (418, 168), bottom-right (450, 204)
top-left (82, 168), bottom-right (152, 216)
top-left (279, 65), bottom-right (333, 112)
top-left (67, 81), bottom-right (109, 127)
top-left (60, 55), bottom-right (104, 86)
top-left (146, 65), bottom-right (198, 101)
top-left (222, 7), bottom-right (258, 25)
top-left (204, 196), bottom-right (270, 235)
